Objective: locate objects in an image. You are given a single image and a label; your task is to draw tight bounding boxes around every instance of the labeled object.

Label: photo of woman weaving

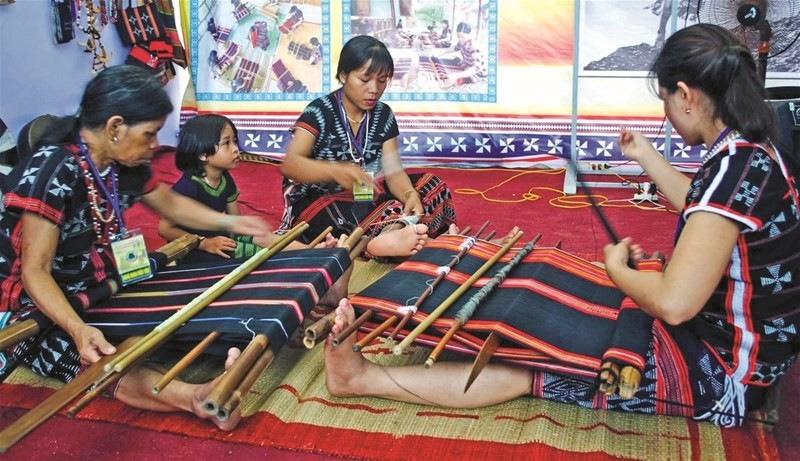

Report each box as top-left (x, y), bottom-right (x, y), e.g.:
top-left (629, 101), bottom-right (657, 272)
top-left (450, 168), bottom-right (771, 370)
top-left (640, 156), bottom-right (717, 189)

top-left (0, 65), bottom-right (279, 431)
top-left (324, 23), bottom-right (800, 428)
top-left (279, 35), bottom-right (458, 258)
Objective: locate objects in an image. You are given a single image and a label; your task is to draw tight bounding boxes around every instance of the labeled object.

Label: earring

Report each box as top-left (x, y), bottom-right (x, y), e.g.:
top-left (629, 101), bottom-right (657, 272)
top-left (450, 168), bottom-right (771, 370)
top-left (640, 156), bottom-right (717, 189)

top-left (111, 136), bottom-right (118, 143)
top-left (684, 108), bottom-right (691, 114)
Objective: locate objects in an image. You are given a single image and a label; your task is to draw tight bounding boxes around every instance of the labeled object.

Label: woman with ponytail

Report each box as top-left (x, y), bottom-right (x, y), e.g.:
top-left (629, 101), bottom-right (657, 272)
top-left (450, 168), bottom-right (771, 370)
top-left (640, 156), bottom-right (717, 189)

top-left (322, 24), bottom-right (800, 427)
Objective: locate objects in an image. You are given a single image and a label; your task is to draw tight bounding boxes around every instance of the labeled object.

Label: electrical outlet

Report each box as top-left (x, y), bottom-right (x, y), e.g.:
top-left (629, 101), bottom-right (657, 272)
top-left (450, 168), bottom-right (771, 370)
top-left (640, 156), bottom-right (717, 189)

top-left (633, 192), bottom-right (658, 202)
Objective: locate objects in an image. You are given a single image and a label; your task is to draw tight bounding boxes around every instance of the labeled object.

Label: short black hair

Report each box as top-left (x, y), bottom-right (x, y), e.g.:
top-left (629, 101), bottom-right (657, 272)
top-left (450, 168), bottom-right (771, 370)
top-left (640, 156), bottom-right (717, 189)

top-left (337, 35), bottom-right (394, 82)
top-left (175, 114), bottom-right (238, 174)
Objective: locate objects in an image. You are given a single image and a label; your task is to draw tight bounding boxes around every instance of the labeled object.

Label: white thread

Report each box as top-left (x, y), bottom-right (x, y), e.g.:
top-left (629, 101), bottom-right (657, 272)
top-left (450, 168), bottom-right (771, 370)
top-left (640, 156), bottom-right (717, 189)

top-left (459, 237), bottom-right (476, 251)
top-left (398, 305), bottom-right (418, 315)
top-left (239, 318), bottom-right (257, 340)
top-left (436, 266), bottom-right (451, 275)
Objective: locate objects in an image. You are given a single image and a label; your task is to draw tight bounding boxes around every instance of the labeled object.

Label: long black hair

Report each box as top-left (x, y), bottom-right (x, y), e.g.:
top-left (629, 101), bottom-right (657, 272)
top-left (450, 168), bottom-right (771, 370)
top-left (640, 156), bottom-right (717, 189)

top-left (650, 23), bottom-right (778, 145)
top-left (337, 35), bottom-right (394, 82)
top-left (39, 65), bottom-right (173, 146)
top-left (175, 114), bottom-right (238, 175)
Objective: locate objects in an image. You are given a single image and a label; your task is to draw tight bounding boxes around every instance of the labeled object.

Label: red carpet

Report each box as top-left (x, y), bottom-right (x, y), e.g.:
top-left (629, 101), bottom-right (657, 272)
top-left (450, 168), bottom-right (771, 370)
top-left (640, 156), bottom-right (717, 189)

top-left (2, 150), bottom-right (797, 459)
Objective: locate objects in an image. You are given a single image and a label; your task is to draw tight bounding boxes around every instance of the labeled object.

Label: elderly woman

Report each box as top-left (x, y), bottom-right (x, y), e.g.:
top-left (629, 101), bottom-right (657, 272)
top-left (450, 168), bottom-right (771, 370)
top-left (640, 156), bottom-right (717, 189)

top-left (0, 65), bottom-right (272, 430)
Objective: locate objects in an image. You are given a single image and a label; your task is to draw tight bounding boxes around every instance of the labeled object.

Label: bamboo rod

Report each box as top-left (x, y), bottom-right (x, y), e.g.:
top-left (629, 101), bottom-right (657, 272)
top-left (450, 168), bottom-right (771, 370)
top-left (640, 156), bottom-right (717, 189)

top-left (393, 230), bottom-right (523, 355)
top-left (0, 336), bottom-right (141, 453)
top-left (424, 319), bottom-right (462, 368)
top-left (473, 220), bottom-right (490, 239)
top-left (0, 319), bottom-right (39, 352)
top-left (152, 331), bottom-right (221, 394)
top-left (159, 233), bottom-right (201, 261)
top-left (354, 315), bottom-right (397, 352)
top-left (459, 225), bottom-right (472, 236)
top-left (331, 309), bottom-right (372, 346)
top-left (308, 226), bottom-right (333, 248)
top-left (217, 348), bottom-right (275, 422)
top-left (202, 334), bottom-right (269, 415)
top-left (105, 222), bottom-right (308, 374)
top-left (484, 230), bottom-right (497, 241)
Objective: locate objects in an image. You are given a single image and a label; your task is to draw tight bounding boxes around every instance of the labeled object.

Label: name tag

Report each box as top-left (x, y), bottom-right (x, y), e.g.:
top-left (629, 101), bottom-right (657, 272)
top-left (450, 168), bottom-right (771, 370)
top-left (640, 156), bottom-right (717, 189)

top-left (111, 231), bottom-right (153, 286)
top-left (353, 171), bottom-right (374, 202)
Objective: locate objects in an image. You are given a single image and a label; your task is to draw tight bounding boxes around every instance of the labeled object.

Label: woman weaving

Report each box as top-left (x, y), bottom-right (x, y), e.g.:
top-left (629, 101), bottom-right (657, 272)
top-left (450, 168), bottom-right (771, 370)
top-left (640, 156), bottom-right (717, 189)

top-left (279, 35), bottom-right (457, 258)
top-left (324, 24), bottom-right (800, 426)
top-left (0, 66), bottom-right (274, 430)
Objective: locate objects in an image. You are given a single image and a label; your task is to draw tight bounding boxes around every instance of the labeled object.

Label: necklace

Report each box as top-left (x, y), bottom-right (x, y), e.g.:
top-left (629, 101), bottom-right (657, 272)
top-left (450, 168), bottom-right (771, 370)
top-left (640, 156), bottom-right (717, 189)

top-left (78, 156), bottom-right (119, 244)
top-left (345, 110), bottom-right (366, 125)
top-left (702, 128), bottom-right (740, 165)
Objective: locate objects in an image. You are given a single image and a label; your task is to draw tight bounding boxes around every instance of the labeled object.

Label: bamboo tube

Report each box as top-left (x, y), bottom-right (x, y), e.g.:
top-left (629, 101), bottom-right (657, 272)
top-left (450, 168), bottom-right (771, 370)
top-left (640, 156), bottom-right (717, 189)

top-left (348, 235), bottom-right (369, 260)
top-left (484, 230), bottom-right (497, 241)
top-left (424, 319), bottom-right (462, 368)
top-left (393, 231), bottom-right (523, 355)
top-left (217, 348), bottom-right (275, 422)
top-left (342, 227), bottom-right (365, 251)
top-left (331, 309), bottom-right (372, 346)
top-left (459, 225), bottom-right (472, 236)
top-left (308, 226), bottom-right (333, 248)
top-left (202, 334), bottom-right (269, 415)
top-left (0, 336), bottom-right (141, 453)
top-left (304, 312), bottom-right (336, 344)
top-left (152, 331), bottom-right (221, 394)
top-left (354, 315), bottom-right (397, 352)
top-left (105, 222), bottom-right (308, 374)
top-left (0, 319), bottom-right (39, 352)
top-left (159, 233), bottom-right (201, 261)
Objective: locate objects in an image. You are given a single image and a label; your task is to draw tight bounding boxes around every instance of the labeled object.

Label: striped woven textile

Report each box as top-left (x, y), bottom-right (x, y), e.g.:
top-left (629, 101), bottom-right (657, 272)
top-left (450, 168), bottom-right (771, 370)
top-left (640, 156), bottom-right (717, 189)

top-left (350, 234), bottom-right (659, 378)
top-left (82, 248), bottom-right (350, 352)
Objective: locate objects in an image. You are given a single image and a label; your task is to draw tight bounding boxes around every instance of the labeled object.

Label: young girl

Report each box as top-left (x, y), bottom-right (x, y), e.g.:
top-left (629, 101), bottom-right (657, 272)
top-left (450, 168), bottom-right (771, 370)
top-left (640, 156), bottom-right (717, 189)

top-left (159, 114), bottom-right (332, 263)
top-left (323, 24), bottom-right (800, 427)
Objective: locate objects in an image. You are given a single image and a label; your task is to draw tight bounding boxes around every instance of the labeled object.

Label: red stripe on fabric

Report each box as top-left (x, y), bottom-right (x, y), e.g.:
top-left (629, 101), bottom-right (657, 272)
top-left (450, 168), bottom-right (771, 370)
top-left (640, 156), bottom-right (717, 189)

top-left (89, 248), bottom-right (107, 283)
top-left (735, 237), bottom-right (759, 380)
top-left (131, 8), bottom-right (149, 41)
top-left (88, 299), bottom-right (305, 323)
top-left (293, 121), bottom-right (319, 138)
top-left (137, 267), bottom-right (332, 288)
top-left (276, 384), bottom-right (395, 414)
top-left (121, 9), bottom-right (137, 42)
top-left (143, 4), bottom-right (162, 39)
top-left (3, 193), bottom-right (64, 224)
top-left (602, 348), bottom-right (645, 369)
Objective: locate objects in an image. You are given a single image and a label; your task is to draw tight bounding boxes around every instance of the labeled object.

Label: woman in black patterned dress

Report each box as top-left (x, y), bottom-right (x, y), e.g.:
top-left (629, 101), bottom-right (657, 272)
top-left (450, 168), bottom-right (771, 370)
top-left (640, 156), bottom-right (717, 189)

top-left (280, 35), bottom-right (457, 258)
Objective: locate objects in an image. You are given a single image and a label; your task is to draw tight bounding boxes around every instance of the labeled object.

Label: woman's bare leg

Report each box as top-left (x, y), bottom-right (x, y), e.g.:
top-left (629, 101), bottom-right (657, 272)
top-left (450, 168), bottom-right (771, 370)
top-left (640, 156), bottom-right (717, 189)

top-left (324, 299), bottom-right (532, 408)
top-left (115, 347), bottom-right (242, 431)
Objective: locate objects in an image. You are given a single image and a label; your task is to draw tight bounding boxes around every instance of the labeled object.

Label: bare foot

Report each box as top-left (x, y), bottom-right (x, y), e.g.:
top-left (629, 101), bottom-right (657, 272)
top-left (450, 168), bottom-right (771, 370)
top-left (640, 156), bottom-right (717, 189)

top-left (491, 226), bottom-right (520, 245)
top-left (192, 347), bottom-right (242, 431)
top-left (447, 223), bottom-right (460, 234)
top-left (366, 223), bottom-right (429, 257)
top-left (324, 299), bottom-right (376, 397)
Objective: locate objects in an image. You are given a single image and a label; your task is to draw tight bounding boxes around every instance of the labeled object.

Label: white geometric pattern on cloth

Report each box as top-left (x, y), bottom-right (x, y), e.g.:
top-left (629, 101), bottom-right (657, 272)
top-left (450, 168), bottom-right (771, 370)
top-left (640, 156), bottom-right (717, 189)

top-left (733, 181), bottom-right (758, 206)
top-left (696, 374), bottom-right (746, 428)
top-left (761, 264), bottom-right (792, 293)
top-left (764, 318), bottom-right (796, 342)
top-left (764, 212), bottom-right (786, 237)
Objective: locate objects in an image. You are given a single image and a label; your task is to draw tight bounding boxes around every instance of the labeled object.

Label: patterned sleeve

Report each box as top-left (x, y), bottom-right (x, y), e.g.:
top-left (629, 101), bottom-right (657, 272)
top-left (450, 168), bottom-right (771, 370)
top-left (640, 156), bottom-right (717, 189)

top-left (685, 146), bottom-right (786, 232)
top-left (292, 97), bottom-right (325, 139)
top-left (382, 105), bottom-right (400, 141)
top-left (2, 145), bottom-right (78, 226)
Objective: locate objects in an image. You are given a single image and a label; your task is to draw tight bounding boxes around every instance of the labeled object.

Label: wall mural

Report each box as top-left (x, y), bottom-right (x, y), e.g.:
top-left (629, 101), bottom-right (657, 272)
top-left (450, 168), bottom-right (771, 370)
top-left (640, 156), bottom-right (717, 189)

top-left (181, 0), bottom-right (799, 168)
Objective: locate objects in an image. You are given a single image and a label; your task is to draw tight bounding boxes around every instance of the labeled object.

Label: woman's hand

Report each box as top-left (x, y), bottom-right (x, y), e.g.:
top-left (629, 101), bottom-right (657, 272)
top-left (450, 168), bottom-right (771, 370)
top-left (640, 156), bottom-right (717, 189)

top-left (619, 128), bottom-right (659, 163)
top-left (603, 237), bottom-right (644, 273)
top-left (403, 191), bottom-right (424, 216)
top-left (227, 215), bottom-right (272, 239)
top-left (330, 162), bottom-right (374, 191)
top-left (200, 235), bottom-right (238, 258)
top-left (70, 323), bottom-right (117, 365)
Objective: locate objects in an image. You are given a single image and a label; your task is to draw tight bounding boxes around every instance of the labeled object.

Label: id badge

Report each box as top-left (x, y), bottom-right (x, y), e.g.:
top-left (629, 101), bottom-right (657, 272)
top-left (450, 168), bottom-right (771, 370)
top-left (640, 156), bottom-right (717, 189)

top-left (111, 231), bottom-right (153, 286)
top-left (353, 171), bottom-right (374, 202)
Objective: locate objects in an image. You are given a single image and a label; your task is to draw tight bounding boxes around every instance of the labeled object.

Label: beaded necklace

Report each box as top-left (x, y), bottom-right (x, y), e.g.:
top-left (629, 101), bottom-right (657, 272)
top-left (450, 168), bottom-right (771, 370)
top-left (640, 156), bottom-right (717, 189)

top-left (78, 156), bottom-right (119, 244)
top-left (702, 128), bottom-right (740, 165)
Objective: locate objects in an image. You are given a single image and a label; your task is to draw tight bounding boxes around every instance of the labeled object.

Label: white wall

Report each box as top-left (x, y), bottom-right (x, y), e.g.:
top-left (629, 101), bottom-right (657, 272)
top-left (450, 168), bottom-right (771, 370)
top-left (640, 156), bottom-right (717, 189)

top-left (0, 0), bottom-right (188, 149)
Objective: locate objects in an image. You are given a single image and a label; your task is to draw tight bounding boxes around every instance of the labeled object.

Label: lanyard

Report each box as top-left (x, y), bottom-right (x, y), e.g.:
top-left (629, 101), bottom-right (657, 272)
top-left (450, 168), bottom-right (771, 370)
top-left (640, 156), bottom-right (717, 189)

top-left (337, 88), bottom-right (370, 167)
top-left (77, 137), bottom-right (125, 231)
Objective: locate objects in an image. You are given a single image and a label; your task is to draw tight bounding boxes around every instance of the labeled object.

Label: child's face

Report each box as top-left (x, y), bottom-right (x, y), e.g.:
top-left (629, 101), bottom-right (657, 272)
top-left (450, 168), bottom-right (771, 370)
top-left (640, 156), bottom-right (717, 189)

top-left (207, 124), bottom-right (240, 171)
